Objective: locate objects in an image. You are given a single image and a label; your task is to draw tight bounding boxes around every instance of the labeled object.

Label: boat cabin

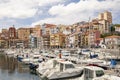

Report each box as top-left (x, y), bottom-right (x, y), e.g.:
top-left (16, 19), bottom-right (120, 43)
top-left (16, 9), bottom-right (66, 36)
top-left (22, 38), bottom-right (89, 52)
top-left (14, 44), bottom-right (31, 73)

top-left (83, 66), bottom-right (104, 80)
top-left (61, 50), bottom-right (71, 56)
top-left (53, 60), bottom-right (75, 71)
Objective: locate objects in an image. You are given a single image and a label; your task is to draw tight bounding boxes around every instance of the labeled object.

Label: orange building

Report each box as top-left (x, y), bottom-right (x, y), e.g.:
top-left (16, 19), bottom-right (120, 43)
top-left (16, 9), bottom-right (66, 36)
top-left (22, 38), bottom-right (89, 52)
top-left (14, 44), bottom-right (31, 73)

top-left (17, 28), bottom-right (31, 40)
top-left (17, 27), bottom-right (34, 48)
top-left (33, 25), bottom-right (42, 37)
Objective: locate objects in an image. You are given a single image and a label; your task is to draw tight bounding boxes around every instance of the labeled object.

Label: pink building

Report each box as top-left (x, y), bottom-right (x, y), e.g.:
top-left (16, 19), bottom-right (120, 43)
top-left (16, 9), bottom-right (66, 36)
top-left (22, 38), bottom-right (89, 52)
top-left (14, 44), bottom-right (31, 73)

top-left (89, 30), bottom-right (101, 47)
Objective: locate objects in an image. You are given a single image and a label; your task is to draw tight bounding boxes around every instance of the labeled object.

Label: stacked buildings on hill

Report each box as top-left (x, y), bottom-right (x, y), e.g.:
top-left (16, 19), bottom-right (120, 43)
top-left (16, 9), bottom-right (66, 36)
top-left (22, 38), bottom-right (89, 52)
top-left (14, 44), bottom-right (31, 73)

top-left (0, 11), bottom-right (119, 49)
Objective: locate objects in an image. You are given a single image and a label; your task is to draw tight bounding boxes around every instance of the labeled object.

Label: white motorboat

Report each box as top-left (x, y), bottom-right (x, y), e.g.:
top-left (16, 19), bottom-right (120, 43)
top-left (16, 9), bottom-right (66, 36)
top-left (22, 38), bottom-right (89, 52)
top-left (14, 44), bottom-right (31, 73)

top-left (77, 49), bottom-right (91, 55)
top-left (76, 66), bottom-right (105, 80)
top-left (41, 59), bottom-right (83, 80)
top-left (21, 54), bottom-right (42, 64)
top-left (61, 50), bottom-right (71, 56)
top-left (70, 66), bottom-right (120, 80)
top-left (93, 74), bottom-right (120, 80)
top-left (36, 59), bottom-right (57, 75)
top-left (78, 58), bottom-right (102, 64)
top-left (41, 51), bottom-right (56, 58)
top-left (5, 49), bottom-right (16, 57)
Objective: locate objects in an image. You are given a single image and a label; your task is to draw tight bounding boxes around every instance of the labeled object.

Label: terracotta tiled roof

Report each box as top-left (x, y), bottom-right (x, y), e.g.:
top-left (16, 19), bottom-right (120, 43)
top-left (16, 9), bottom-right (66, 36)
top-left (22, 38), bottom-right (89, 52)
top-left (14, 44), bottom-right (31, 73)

top-left (105, 35), bottom-right (120, 38)
top-left (45, 24), bottom-right (56, 28)
top-left (96, 38), bottom-right (103, 40)
top-left (115, 26), bottom-right (120, 27)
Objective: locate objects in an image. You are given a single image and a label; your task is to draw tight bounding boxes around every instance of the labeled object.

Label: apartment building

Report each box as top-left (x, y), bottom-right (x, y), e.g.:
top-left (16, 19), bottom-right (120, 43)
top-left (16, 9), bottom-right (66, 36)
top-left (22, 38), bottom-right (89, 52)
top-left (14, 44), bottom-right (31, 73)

top-left (17, 28), bottom-right (31, 40)
top-left (50, 33), bottom-right (66, 48)
top-left (17, 28), bottom-right (33, 48)
top-left (88, 30), bottom-right (100, 47)
top-left (98, 11), bottom-right (112, 24)
top-left (41, 23), bottom-right (56, 35)
top-left (8, 27), bottom-right (17, 47)
top-left (98, 11), bottom-right (112, 34)
top-left (41, 34), bottom-right (50, 49)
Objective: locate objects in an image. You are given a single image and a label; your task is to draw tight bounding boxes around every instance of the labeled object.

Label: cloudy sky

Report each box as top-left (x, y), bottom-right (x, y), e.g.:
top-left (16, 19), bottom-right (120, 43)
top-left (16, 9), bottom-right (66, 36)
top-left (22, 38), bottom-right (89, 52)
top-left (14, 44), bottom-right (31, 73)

top-left (0, 0), bottom-right (120, 30)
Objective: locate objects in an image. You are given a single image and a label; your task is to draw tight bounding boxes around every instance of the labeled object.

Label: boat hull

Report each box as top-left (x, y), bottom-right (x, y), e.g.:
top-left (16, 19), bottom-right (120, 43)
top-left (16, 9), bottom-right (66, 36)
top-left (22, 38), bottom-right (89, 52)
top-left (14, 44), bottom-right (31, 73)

top-left (44, 69), bottom-right (83, 80)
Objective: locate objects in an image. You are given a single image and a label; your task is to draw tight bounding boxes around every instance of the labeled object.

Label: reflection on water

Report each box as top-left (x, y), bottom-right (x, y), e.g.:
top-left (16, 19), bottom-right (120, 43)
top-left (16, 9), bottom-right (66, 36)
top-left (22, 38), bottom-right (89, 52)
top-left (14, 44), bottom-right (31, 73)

top-left (0, 53), bottom-right (40, 80)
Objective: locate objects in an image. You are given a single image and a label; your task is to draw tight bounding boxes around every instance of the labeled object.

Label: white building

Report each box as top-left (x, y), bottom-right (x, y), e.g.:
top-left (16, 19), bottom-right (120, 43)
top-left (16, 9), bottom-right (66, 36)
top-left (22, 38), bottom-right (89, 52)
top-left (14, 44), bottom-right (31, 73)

top-left (105, 35), bottom-right (120, 49)
top-left (98, 11), bottom-right (112, 34)
top-left (115, 26), bottom-right (120, 32)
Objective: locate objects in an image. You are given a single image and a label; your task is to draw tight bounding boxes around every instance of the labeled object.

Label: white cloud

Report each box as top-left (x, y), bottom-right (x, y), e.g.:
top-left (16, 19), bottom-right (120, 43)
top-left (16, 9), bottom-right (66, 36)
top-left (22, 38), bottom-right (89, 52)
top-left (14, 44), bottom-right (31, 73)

top-left (0, 0), bottom-right (65, 19)
top-left (0, 0), bottom-right (37, 19)
top-left (38, 0), bottom-right (65, 6)
top-left (32, 0), bottom-right (120, 25)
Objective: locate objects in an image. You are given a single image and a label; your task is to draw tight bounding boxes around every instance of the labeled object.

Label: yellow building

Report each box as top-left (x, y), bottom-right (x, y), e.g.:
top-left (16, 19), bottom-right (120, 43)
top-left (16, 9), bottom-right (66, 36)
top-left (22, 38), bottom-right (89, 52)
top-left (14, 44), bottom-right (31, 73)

top-left (17, 28), bottom-right (31, 40)
top-left (84, 33), bottom-right (89, 46)
top-left (80, 32), bottom-right (89, 47)
top-left (50, 33), bottom-right (66, 48)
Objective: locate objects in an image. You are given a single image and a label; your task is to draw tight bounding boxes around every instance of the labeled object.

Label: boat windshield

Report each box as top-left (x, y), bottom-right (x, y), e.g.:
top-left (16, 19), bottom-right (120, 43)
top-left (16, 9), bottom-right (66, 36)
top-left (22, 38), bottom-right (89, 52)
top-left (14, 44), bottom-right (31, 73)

top-left (96, 70), bottom-right (104, 77)
top-left (62, 52), bottom-right (70, 56)
top-left (65, 64), bottom-right (75, 69)
top-left (82, 49), bottom-right (90, 52)
top-left (33, 57), bottom-right (39, 59)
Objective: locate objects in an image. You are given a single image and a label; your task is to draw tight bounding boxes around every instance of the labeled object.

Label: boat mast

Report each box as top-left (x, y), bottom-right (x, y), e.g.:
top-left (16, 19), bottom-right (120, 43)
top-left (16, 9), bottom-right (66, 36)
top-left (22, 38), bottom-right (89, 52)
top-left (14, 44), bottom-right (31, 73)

top-left (88, 17), bottom-right (92, 58)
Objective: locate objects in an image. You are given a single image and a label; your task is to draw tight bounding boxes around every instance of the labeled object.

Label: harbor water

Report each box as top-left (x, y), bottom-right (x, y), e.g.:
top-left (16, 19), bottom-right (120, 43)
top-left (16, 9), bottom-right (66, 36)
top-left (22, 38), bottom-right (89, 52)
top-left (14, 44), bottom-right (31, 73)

top-left (0, 50), bottom-right (120, 80)
top-left (0, 53), bottom-right (40, 80)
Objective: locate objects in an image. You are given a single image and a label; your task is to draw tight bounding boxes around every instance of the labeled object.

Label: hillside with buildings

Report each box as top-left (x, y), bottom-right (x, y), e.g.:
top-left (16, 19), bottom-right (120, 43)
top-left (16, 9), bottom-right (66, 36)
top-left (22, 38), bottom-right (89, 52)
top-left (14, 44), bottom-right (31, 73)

top-left (0, 11), bottom-right (119, 49)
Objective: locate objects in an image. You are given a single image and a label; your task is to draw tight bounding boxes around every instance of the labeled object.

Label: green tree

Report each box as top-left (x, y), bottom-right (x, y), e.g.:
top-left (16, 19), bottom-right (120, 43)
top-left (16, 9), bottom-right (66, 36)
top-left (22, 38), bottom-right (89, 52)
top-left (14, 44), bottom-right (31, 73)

top-left (100, 33), bottom-right (112, 38)
top-left (111, 26), bottom-right (115, 32)
top-left (114, 24), bottom-right (120, 26)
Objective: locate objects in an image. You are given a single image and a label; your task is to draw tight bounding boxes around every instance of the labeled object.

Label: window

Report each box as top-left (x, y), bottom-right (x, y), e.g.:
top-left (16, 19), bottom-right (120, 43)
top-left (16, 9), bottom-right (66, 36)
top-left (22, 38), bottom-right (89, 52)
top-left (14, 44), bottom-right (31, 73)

top-left (33, 57), bottom-right (39, 59)
top-left (96, 70), bottom-right (104, 77)
top-left (60, 63), bottom-right (64, 71)
top-left (65, 64), bottom-right (75, 69)
top-left (84, 69), bottom-right (94, 79)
